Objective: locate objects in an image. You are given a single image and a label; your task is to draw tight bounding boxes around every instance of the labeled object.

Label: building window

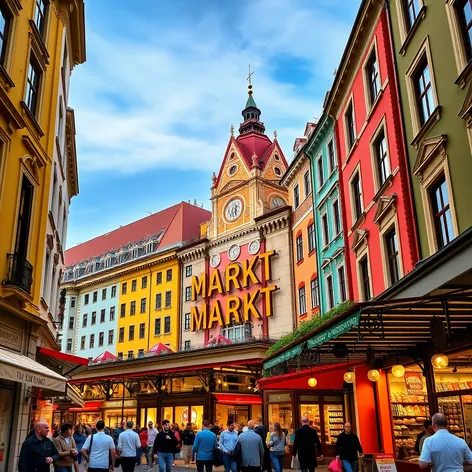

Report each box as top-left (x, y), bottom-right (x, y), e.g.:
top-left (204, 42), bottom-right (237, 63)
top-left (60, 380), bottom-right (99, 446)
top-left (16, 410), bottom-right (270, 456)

top-left (98, 332), bottom-right (104, 347)
top-left (92, 291), bottom-right (97, 303)
top-left (185, 286), bottom-right (192, 302)
top-left (131, 279), bottom-right (137, 292)
top-left (345, 102), bottom-right (356, 150)
top-left (120, 303), bottom-right (125, 318)
top-left (184, 313), bottom-right (191, 330)
top-left (298, 285), bottom-right (307, 316)
top-left (129, 325), bottom-right (135, 341)
top-left (321, 213), bottom-right (329, 247)
top-left (84, 294), bottom-right (89, 305)
top-left (122, 282), bottom-right (127, 295)
top-left (34, 0), bottom-right (48, 36)
top-left (140, 298), bottom-right (146, 313)
top-left (82, 314), bottom-right (87, 328)
top-left (404, 0), bottom-right (420, 30)
top-left (366, 48), bottom-right (380, 105)
top-left (108, 330), bottom-right (114, 345)
top-left (293, 184), bottom-right (300, 209)
top-left (458, 0), bottom-right (472, 61)
top-left (155, 293), bottom-right (162, 309)
top-left (130, 301), bottom-right (136, 316)
top-left (0, 5), bottom-right (10, 64)
top-left (71, 297), bottom-right (76, 308)
top-left (374, 130), bottom-right (390, 187)
top-left (385, 227), bottom-right (401, 285)
top-left (429, 176), bottom-right (454, 249)
top-left (117, 352), bottom-right (123, 359)
top-left (166, 269), bottom-right (172, 282)
top-left (164, 316), bottom-right (171, 333)
top-left (351, 172), bottom-right (363, 221)
top-left (80, 336), bottom-right (85, 350)
top-left (91, 312), bottom-right (96, 325)
top-left (100, 309), bottom-right (105, 323)
top-left (184, 340), bottom-right (191, 350)
top-left (332, 199), bottom-right (341, 236)
top-left (165, 291), bottom-right (171, 308)
top-left (185, 265), bottom-right (192, 277)
top-left (360, 256), bottom-right (371, 301)
top-left (89, 334), bottom-right (95, 349)
top-left (139, 323), bottom-right (145, 339)
top-left (328, 139), bottom-right (336, 174)
top-left (296, 234), bottom-right (304, 263)
top-left (308, 223), bottom-right (316, 253)
top-left (119, 327), bottom-right (124, 343)
top-left (338, 265), bottom-right (347, 302)
top-left (26, 57), bottom-right (41, 116)
top-left (326, 274), bottom-right (335, 310)
top-left (128, 350), bottom-right (133, 359)
top-left (310, 278), bottom-right (319, 309)
top-left (317, 157), bottom-right (324, 188)
top-left (102, 288), bottom-right (107, 300)
top-left (66, 338), bottom-right (72, 352)
top-left (156, 272), bottom-right (162, 284)
top-left (68, 317), bottom-right (74, 330)
top-left (222, 324), bottom-right (246, 343)
top-left (414, 57), bottom-right (435, 126)
top-left (304, 170), bottom-right (311, 197)
top-left (110, 306), bottom-right (115, 321)
top-left (111, 286), bottom-right (116, 298)
top-left (154, 318), bottom-right (161, 336)
top-left (142, 276), bottom-right (147, 289)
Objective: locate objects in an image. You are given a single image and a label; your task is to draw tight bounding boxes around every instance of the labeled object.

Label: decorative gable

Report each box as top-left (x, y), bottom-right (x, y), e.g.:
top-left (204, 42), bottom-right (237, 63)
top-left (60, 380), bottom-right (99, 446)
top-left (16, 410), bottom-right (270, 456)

top-left (352, 229), bottom-right (369, 254)
top-left (373, 194), bottom-right (397, 229)
top-left (413, 135), bottom-right (448, 182)
top-left (216, 140), bottom-right (251, 194)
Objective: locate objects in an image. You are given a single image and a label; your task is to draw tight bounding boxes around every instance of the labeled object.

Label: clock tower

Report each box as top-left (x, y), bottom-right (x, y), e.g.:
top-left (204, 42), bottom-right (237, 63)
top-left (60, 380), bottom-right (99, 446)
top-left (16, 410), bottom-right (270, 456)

top-left (207, 84), bottom-right (289, 239)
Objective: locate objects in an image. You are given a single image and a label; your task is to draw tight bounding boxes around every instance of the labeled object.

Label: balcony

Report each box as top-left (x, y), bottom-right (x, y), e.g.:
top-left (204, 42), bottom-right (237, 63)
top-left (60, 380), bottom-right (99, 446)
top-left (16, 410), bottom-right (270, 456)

top-left (4, 253), bottom-right (33, 293)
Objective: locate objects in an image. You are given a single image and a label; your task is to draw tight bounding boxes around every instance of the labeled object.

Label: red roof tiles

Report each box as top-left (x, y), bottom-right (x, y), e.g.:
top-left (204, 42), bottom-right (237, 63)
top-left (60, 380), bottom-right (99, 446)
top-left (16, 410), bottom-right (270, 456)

top-left (65, 202), bottom-right (211, 267)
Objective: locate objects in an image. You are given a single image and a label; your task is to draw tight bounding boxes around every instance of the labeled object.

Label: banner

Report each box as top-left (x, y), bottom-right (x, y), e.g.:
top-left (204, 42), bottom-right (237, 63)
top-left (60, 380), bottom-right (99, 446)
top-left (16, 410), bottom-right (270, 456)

top-left (307, 311), bottom-right (360, 348)
top-left (404, 373), bottom-right (424, 395)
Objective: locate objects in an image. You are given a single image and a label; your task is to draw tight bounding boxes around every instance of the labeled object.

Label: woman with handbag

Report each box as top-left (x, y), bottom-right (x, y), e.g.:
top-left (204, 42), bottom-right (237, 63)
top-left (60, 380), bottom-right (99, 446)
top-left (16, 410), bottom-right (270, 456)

top-left (268, 423), bottom-right (287, 472)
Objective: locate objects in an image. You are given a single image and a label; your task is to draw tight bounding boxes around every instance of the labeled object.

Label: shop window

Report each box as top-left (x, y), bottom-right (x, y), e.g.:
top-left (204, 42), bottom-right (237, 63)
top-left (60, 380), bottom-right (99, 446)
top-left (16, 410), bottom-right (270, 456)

top-left (296, 234), bottom-right (304, 263)
top-left (155, 293), bottom-right (162, 309)
top-left (298, 285), bottom-right (307, 316)
top-left (111, 286), bottom-right (116, 298)
top-left (328, 139), bottom-right (336, 174)
top-left (308, 223), bottom-right (316, 253)
top-left (429, 176), bottom-right (454, 249)
top-left (131, 279), bottom-right (137, 292)
top-left (324, 404), bottom-right (344, 445)
top-left (130, 301), bottom-right (136, 315)
top-left (110, 306), bottom-right (115, 321)
top-left (140, 298), bottom-right (146, 313)
top-left (300, 402), bottom-right (320, 433)
top-left (293, 184), bottom-right (300, 209)
top-left (156, 272), bottom-right (162, 284)
top-left (268, 393), bottom-right (292, 431)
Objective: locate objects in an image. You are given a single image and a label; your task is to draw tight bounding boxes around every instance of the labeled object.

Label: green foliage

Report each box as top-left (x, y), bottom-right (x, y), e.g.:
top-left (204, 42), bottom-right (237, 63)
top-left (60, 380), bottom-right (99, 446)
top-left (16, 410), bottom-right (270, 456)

top-left (266, 301), bottom-right (354, 356)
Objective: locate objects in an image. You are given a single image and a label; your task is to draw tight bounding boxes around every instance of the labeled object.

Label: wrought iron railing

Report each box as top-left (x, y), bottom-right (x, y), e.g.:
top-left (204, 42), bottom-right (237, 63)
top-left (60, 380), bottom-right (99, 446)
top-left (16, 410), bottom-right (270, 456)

top-left (4, 253), bottom-right (33, 293)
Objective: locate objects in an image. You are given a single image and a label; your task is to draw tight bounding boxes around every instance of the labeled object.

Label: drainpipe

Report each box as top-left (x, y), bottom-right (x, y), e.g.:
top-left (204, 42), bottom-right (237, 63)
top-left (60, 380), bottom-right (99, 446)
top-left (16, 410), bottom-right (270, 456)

top-left (384, 0), bottom-right (422, 263)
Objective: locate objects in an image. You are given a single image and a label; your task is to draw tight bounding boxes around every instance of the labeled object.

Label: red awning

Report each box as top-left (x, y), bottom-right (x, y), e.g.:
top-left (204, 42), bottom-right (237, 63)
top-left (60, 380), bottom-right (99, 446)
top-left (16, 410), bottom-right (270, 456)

top-left (204, 334), bottom-right (232, 347)
top-left (213, 394), bottom-right (262, 405)
top-left (69, 400), bottom-right (102, 412)
top-left (92, 351), bottom-right (118, 363)
top-left (39, 347), bottom-right (89, 366)
top-left (147, 343), bottom-right (173, 354)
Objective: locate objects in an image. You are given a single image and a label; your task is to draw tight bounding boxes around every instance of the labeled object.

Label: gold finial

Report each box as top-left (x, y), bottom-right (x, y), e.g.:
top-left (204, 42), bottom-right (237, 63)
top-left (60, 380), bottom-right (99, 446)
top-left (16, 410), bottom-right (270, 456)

top-left (247, 65), bottom-right (254, 95)
top-left (230, 124), bottom-right (234, 136)
top-left (273, 130), bottom-right (278, 140)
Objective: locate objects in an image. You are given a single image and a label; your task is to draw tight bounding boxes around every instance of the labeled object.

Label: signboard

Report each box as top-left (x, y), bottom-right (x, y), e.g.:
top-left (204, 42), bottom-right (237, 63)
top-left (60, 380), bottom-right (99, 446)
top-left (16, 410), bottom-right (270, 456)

top-left (307, 311), bottom-right (360, 348)
top-left (264, 344), bottom-right (303, 370)
top-left (404, 373), bottom-right (424, 395)
top-left (374, 454), bottom-right (397, 472)
top-left (190, 250), bottom-right (277, 330)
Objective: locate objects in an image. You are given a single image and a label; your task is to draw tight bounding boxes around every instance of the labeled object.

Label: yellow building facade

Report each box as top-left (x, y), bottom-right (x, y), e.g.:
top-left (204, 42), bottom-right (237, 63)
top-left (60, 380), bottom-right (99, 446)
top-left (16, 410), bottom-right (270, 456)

top-left (117, 256), bottom-right (180, 356)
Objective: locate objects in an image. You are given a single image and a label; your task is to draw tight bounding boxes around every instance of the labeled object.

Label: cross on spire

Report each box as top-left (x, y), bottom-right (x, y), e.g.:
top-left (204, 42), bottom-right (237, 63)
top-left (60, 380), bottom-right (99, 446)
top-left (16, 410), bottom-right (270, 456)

top-left (247, 65), bottom-right (254, 85)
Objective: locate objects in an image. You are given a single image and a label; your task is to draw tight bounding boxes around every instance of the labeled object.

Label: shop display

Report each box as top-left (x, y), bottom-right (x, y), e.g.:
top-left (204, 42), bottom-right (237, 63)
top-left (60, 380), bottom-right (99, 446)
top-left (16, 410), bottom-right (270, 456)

top-left (438, 397), bottom-right (464, 438)
top-left (300, 404), bottom-right (321, 432)
top-left (324, 405), bottom-right (344, 445)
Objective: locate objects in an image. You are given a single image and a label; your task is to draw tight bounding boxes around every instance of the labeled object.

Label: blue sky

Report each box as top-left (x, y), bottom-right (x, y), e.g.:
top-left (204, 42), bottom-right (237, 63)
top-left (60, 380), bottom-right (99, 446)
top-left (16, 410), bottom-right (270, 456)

top-left (67, 0), bottom-right (361, 248)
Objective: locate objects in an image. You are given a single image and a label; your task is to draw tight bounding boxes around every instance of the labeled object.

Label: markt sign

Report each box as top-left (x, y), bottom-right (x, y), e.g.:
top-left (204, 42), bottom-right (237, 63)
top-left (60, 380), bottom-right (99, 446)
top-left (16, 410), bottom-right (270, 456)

top-left (190, 250), bottom-right (277, 331)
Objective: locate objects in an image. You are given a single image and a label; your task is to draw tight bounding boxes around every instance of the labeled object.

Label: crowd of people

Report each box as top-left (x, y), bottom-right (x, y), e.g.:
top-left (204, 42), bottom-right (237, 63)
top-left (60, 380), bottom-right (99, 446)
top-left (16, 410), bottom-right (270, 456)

top-left (18, 413), bottom-right (472, 472)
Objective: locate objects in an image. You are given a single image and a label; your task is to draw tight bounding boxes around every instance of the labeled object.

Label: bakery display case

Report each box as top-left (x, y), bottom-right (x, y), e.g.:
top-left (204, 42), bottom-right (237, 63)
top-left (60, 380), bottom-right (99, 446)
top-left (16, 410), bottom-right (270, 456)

top-left (437, 396), bottom-right (464, 438)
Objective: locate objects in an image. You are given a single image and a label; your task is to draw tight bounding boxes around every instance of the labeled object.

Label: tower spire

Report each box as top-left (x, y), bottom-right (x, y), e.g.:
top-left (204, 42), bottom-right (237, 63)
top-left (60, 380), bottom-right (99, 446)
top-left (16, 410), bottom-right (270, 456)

top-left (239, 65), bottom-right (265, 135)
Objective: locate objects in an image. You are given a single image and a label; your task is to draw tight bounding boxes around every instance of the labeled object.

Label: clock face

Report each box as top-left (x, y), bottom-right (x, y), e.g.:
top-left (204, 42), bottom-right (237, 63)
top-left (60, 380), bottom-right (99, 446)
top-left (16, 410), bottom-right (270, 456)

top-left (225, 198), bottom-right (243, 221)
top-left (210, 253), bottom-right (221, 268)
top-left (271, 196), bottom-right (285, 209)
top-left (228, 244), bottom-right (241, 261)
top-left (248, 240), bottom-right (260, 255)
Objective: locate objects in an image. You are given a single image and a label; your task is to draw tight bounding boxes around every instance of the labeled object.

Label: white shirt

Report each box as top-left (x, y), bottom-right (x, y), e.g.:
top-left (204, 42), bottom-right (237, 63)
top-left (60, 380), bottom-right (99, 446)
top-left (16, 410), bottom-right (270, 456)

top-left (420, 429), bottom-right (472, 472)
top-left (82, 432), bottom-right (115, 469)
top-left (148, 427), bottom-right (158, 447)
top-left (118, 429), bottom-right (141, 457)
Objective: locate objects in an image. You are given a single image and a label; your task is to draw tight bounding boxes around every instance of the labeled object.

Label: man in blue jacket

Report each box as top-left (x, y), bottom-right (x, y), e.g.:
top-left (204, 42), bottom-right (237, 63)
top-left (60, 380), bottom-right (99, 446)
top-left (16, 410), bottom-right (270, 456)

top-left (192, 419), bottom-right (217, 472)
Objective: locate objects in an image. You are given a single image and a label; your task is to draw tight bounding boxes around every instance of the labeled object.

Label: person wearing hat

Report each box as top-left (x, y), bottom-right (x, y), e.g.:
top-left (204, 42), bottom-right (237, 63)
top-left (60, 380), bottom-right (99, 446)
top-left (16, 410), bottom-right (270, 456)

top-left (53, 424), bottom-right (78, 472)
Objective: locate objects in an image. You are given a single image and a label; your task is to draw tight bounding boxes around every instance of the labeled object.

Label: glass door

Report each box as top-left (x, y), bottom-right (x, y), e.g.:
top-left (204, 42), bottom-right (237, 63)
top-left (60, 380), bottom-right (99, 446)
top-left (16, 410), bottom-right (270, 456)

top-left (299, 403), bottom-right (321, 432)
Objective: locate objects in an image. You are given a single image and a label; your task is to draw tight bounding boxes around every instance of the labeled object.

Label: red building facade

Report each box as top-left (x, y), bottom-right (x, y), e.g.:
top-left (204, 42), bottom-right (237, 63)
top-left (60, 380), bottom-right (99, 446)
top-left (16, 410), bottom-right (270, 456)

top-left (326, 1), bottom-right (419, 301)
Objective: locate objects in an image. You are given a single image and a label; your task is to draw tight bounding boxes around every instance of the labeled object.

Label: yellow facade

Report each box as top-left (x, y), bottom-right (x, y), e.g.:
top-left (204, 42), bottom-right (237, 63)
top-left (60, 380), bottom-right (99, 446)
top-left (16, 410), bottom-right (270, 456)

top-left (0, 1), bottom-right (85, 334)
top-left (118, 257), bottom-right (180, 356)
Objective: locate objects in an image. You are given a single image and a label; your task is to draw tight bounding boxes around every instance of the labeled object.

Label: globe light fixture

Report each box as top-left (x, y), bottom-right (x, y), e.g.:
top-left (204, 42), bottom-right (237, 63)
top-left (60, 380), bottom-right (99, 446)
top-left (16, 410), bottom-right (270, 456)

top-left (391, 365), bottom-right (406, 378)
top-left (223, 382), bottom-right (228, 387)
top-left (343, 370), bottom-right (355, 384)
top-left (308, 377), bottom-right (317, 387)
top-left (367, 369), bottom-right (381, 382)
top-left (431, 353), bottom-right (449, 369)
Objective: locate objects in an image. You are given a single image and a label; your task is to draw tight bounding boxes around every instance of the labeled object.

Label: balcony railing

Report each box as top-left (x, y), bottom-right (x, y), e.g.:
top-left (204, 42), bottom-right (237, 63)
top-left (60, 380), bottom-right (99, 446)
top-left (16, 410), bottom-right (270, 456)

top-left (4, 253), bottom-right (33, 293)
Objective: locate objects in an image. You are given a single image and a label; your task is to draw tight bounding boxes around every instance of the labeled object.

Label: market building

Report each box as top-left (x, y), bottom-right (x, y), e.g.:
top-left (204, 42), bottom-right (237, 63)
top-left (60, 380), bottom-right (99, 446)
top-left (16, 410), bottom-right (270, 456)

top-left (325, 0), bottom-right (420, 302)
top-left (387, 0), bottom-right (472, 258)
top-left (280, 123), bottom-right (320, 324)
top-left (305, 113), bottom-right (348, 314)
